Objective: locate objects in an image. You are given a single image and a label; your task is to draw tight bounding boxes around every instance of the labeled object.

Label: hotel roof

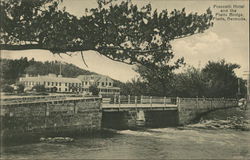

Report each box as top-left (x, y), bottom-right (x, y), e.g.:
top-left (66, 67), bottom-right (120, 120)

top-left (20, 75), bottom-right (81, 83)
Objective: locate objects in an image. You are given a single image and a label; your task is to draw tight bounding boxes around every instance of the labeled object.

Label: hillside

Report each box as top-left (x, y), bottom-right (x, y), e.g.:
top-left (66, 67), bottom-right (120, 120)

top-left (0, 57), bottom-right (96, 85)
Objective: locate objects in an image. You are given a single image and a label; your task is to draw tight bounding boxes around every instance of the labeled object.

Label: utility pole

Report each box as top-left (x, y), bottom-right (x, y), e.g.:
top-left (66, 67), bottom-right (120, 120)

top-left (237, 78), bottom-right (241, 98)
top-left (59, 62), bottom-right (62, 75)
top-left (243, 71), bottom-right (250, 102)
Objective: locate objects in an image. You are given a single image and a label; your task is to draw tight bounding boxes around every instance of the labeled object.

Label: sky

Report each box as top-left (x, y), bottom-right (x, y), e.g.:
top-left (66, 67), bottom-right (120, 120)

top-left (1, 0), bottom-right (249, 82)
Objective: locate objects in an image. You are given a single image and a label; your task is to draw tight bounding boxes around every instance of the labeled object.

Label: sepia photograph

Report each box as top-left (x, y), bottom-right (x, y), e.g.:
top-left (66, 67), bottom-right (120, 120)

top-left (0, 0), bottom-right (249, 159)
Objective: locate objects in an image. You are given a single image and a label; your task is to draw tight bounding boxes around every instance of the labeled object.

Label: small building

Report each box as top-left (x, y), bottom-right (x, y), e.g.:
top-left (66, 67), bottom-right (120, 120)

top-left (77, 74), bottom-right (120, 96)
top-left (19, 74), bottom-right (82, 93)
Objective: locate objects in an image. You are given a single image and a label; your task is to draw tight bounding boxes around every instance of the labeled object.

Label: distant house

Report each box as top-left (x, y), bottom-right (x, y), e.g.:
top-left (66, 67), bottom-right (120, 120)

top-left (19, 74), bottom-right (82, 93)
top-left (77, 74), bottom-right (120, 95)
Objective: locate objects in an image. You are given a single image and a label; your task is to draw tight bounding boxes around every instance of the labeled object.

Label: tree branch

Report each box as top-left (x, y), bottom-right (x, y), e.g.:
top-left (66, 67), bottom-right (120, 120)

top-left (80, 51), bottom-right (88, 67)
top-left (97, 52), bottom-right (134, 65)
top-left (0, 44), bottom-right (45, 50)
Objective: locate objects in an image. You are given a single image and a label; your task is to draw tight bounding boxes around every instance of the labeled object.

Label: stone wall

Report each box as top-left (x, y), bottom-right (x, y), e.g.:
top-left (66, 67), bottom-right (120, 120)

top-left (177, 98), bottom-right (238, 125)
top-left (1, 98), bottom-right (102, 142)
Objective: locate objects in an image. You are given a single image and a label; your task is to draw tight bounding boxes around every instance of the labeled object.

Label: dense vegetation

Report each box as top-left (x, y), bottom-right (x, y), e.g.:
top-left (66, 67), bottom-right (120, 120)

top-left (118, 60), bottom-right (247, 98)
top-left (0, 57), bottom-right (95, 85)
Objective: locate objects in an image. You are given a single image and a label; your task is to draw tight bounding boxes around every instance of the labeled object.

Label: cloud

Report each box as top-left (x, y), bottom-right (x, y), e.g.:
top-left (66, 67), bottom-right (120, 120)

top-left (173, 31), bottom-right (230, 56)
top-left (172, 31), bottom-right (247, 78)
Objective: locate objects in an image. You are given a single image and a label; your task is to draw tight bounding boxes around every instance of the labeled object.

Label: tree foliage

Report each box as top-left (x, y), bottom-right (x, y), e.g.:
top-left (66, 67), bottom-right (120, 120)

top-left (173, 67), bottom-right (206, 97)
top-left (32, 84), bottom-right (46, 92)
top-left (1, 0), bottom-right (213, 68)
top-left (201, 59), bottom-right (243, 98)
top-left (118, 78), bottom-right (148, 96)
top-left (0, 57), bottom-right (30, 84)
top-left (119, 60), bottom-right (246, 98)
top-left (16, 83), bottom-right (25, 93)
top-left (134, 65), bottom-right (176, 96)
top-left (89, 85), bottom-right (99, 96)
top-left (2, 84), bottom-right (14, 93)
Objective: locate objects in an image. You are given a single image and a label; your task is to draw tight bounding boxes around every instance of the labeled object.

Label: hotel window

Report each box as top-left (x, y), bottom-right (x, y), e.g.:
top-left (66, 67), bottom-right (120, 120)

top-left (109, 82), bottom-right (112, 86)
top-left (59, 88), bottom-right (61, 91)
top-left (44, 82), bottom-right (46, 85)
top-left (85, 82), bottom-right (88, 85)
top-left (48, 82), bottom-right (50, 86)
top-left (102, 82), bottom-right (104, 86)
top-left (55, 82), bottom-right (58, 86)
top-left (51, 82), bottom-right (54, 86)
top-left (76, 83), bottom-right (78, 87)
top-left (65, 88), bottom-right (67, 91)
top-left (59, 82), bottom-right (61, 86)
top-left (65, 83), bottom-right (67, 86)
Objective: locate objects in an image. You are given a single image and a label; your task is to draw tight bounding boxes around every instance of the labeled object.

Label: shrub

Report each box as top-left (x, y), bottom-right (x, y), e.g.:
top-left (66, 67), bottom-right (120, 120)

top-left (16, 83), bottom-right (25, 93)
top-left (89, 85), bottom-right (99, 96)
top-left (32, 84), bottom-right (46, 92)
top-left (2, 84), bottom-right (14, 93)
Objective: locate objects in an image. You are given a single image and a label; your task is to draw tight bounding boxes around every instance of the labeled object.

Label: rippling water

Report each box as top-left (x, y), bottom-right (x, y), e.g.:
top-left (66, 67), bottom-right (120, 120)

top-left (2, 128), bottom-right (250, 159)
top-left (2, 107), bottom-right (250, 159)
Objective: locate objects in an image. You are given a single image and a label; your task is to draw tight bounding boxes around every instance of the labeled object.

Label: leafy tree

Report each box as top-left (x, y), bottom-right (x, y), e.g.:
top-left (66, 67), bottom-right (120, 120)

top-left (202, 59), bottom-right (241, 98)
top-left (118, 78), bottom-right (148, 96)
top-left (16, 83), bottom-right (25, 93)
top-left (134, 64), bottom-right (178, 96)
top-left (50, 86), bottom-right (58, 93)
top-left (173, 67), bottom-right (206, 97)
top-left (1, 0), bottom-right (213, 68)
top-left (89, 85), bottom-right (99, 96)
top-left (2, 84), bottom-right (14, 93)
top-left (32, 84), bottom-right (46, 92)
top-left (0, 57), bottom-right (29, 84)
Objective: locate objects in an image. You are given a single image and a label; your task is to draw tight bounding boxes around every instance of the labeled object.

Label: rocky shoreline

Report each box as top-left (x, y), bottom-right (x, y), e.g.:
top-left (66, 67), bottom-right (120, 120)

top-left (185, 116), bottom-right (250, 131)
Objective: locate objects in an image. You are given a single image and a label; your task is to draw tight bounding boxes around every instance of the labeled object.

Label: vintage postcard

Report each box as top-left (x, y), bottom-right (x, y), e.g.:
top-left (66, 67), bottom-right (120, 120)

top-left (0, 0), bottom-right (249, 159)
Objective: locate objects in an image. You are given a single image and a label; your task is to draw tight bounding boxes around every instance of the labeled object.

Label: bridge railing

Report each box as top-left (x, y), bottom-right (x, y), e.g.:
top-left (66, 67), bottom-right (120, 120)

top-left (0, 94), bottom-right (81, 104)
top-left (102, 95), bottom-right (177, 106)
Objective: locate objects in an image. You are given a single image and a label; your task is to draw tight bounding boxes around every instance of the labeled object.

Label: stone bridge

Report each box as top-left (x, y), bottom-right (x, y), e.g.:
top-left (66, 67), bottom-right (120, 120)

top-left (101, 96), bottom-right (238, 129)
top-left (0, 95), bottom-right (238, 140)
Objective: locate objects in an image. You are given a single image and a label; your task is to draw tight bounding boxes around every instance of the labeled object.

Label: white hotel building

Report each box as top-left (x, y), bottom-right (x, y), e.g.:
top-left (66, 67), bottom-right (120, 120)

top-left (20, 74), bottom-right (82, 93)
top-left (19, 74), bottom-right (120, 95)
top-left (77, 75), bottom-right (120, 95)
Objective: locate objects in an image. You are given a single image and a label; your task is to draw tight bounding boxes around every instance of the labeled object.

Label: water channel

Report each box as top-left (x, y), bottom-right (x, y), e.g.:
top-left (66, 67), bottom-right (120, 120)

top-left (1, 107), bottom-right (250, 159)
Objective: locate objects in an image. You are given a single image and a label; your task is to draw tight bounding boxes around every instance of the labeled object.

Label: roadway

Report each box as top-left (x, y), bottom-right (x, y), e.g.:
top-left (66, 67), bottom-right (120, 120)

top-left (102, 103), bottom-right (178, 111)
